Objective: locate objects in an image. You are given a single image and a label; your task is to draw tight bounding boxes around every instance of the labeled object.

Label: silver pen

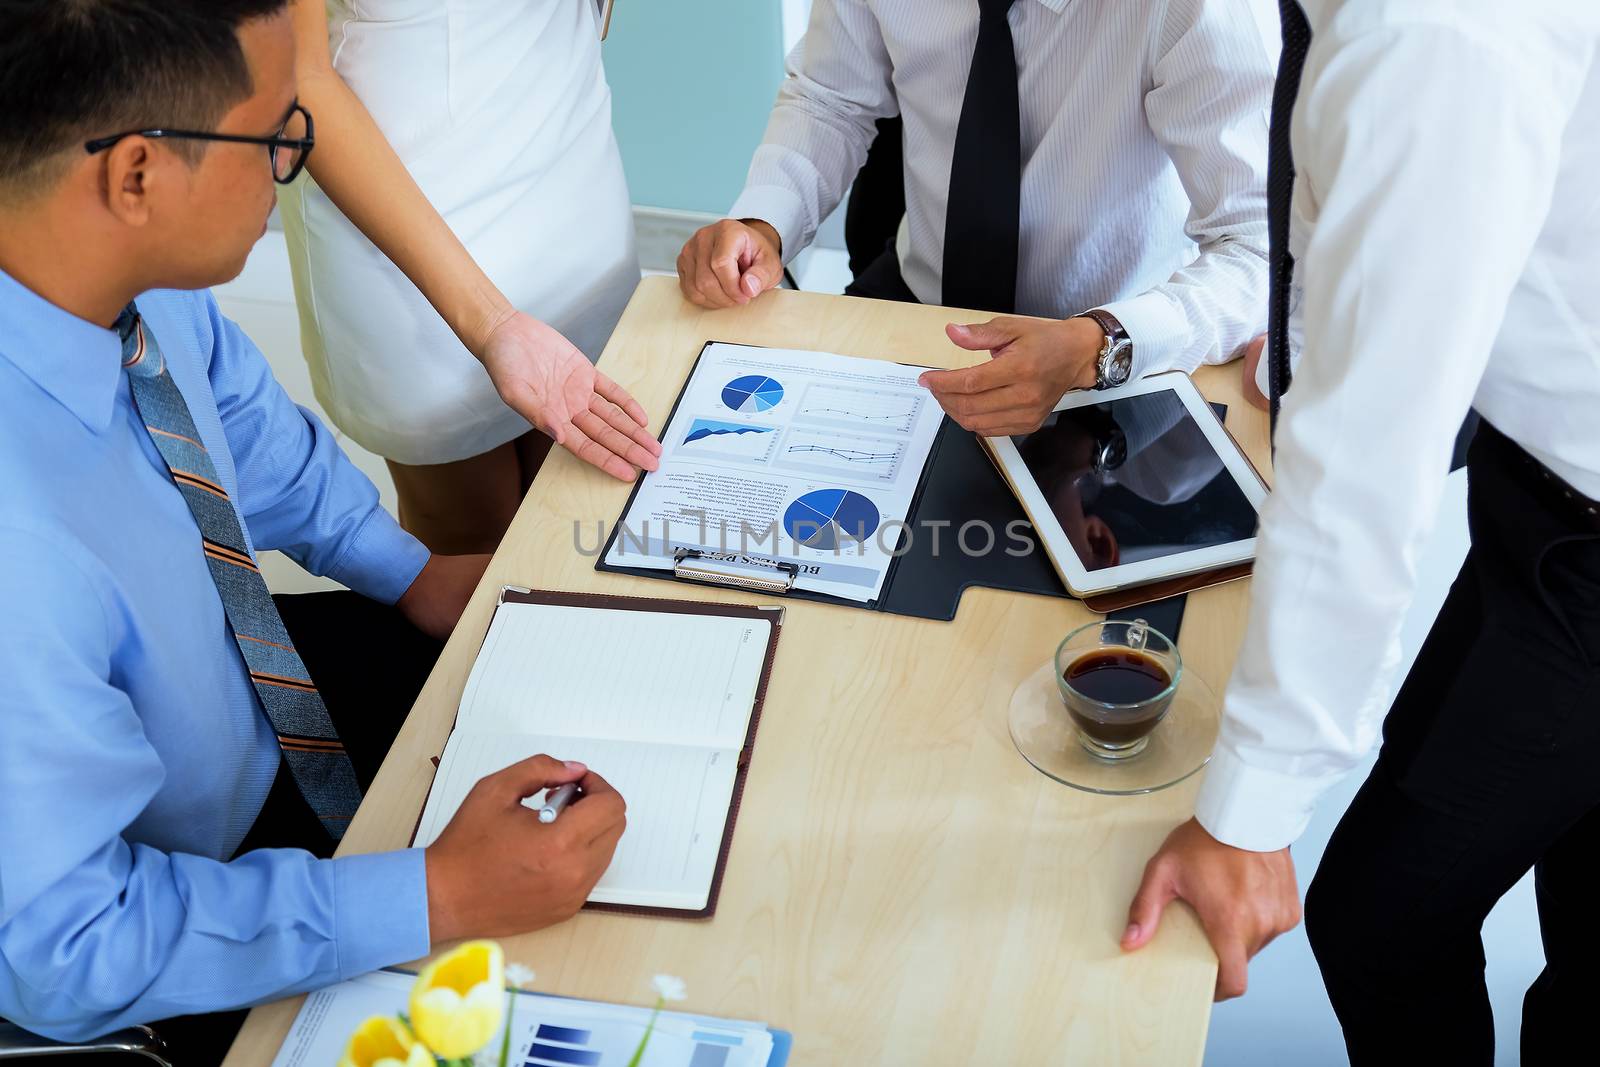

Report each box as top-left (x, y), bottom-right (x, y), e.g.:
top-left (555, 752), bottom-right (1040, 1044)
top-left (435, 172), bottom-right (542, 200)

top-left (539, 782), bottom-right (580, 824)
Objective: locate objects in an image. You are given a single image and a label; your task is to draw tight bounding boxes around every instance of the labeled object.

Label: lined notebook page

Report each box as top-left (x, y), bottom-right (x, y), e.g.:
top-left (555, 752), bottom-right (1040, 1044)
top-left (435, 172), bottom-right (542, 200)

top-left (415, 733), bottom-right (740, 911)
top-left (457, 603), bottom-right (771, 749)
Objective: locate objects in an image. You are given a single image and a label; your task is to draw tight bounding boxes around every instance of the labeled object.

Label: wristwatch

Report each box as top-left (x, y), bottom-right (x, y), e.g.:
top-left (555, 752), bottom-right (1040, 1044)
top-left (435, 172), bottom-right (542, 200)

top-left (1079, 405), bottom-right (1128, 476)
top-left (1079, 309), bottom-right (1133, 391)
top-left (1092, 424), bottom-right (1129, 476)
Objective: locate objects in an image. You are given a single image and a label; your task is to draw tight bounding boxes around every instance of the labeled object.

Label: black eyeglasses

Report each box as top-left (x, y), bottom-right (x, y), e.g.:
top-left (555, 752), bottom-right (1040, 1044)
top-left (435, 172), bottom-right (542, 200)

top-left (84, 102), bottom-right (315, 185)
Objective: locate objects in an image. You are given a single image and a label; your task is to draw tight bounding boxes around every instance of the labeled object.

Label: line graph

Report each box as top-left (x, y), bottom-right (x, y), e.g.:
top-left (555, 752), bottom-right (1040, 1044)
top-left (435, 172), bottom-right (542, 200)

top-left (776, 427), bottom-right (906, 483)
top-left (788, 444), bottom-right (897, 463)
top-left (794, 383), bottom-right (924, 434)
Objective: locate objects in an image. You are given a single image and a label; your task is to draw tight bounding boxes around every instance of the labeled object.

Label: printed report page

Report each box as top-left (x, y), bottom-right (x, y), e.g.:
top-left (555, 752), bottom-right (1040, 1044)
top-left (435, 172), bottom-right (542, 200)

top-left (605, 343), bottom-right (944, 602)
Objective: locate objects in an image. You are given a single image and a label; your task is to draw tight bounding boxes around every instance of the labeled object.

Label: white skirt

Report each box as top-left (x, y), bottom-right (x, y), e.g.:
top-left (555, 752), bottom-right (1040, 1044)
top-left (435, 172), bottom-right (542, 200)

top-left (278, 0), bottom-right (641, 465)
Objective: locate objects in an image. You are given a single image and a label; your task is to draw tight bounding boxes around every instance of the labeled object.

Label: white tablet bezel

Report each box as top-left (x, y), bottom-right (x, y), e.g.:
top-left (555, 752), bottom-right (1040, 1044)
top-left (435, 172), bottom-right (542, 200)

top-left (985, 372), bottom-right (1267, 598)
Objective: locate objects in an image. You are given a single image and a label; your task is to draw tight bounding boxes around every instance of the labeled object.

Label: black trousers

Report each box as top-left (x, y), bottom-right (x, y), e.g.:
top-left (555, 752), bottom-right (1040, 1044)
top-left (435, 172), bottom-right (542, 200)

top-left (1304, 425), bottom-right (1600, 1066)
top-left (144, 592), bottom-right (442, 1067)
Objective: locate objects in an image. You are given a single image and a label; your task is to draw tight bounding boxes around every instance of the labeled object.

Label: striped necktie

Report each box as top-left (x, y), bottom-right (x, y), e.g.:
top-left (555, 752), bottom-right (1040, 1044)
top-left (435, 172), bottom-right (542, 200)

top-left (1267, 0), bottom-right (1312, 436)
top-left (118, 304), bottom-right (361, 841)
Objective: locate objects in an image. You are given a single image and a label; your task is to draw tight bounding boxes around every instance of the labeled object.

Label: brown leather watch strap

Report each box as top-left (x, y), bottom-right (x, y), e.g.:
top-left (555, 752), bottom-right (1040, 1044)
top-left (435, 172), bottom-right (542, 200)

top-left (1081, 308), bottom-right (1130, 346)
top-left (1079, 308), bottom-right (1132, 389)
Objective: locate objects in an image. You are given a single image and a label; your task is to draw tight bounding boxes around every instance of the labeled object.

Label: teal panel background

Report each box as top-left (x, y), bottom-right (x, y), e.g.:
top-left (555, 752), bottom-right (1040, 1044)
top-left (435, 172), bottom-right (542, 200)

top-left (603, 1), bottom-right (786, 214)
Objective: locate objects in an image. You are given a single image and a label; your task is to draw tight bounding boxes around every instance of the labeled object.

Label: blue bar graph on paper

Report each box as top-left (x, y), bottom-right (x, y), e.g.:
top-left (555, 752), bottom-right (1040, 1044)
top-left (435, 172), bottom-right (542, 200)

top-left (688, 1046), bottom-right (731, 1067)
top-left (526, 1043), bottom-right (602, 1066)
top-left (535, 1025), bottom-right (592, 1045)
top-left (690, 1031), bottom-right (744, 1046)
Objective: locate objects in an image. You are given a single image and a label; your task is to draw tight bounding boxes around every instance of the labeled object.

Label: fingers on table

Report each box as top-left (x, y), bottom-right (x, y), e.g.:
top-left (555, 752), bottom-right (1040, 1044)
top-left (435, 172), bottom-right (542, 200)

top-left (577, 397), bottom-right (658, 472)
top-left (945, 319), bottom-right (1018, 351)
top-left (1122, 854), bottom-right (1180, 951)
top-left (679, 227), bottom-right (753, 308)
top-left (595, 372), bottom-right (659, 450)
top-left (562, 418), bottom-right (640, 482)
top-left (677, 233), bottom-right (733, 309)
top-left (708, 240), bottom-right (750, 306)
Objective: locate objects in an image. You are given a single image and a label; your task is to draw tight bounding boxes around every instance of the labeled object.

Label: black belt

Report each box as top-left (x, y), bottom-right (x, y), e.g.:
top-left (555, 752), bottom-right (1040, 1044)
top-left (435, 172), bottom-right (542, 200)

top-left (1480, 423), bottom-right (1600, 533)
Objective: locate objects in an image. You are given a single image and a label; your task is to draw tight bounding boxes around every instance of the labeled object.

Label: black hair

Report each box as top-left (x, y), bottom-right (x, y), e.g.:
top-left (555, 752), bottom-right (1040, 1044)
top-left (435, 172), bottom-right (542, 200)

top-left (0, 0), bottom-right (289, 195)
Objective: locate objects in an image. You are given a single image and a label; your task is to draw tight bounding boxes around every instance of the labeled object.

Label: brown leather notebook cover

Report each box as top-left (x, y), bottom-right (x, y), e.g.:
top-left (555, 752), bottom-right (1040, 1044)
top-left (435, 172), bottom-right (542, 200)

top-left (412, 587), bottom-right (785, 921)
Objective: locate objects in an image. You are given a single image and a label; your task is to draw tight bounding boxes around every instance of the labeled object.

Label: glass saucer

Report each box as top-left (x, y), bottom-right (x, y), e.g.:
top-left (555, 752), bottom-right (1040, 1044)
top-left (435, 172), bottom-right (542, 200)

top-left (1008, 661), bottom-right (1220, 795)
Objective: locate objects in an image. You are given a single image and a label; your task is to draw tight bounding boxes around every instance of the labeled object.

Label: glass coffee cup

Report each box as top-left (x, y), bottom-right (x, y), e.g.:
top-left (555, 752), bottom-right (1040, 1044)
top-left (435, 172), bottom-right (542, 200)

top-left (1055, 618), bottom-right (1182, 760)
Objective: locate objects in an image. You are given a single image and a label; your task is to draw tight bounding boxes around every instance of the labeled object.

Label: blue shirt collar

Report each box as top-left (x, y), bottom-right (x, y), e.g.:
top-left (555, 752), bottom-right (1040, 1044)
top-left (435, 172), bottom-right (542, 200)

top-left (1035, 0), bottom-right (1069, 13)
top-left (0, 267), bottom-right (125, 432)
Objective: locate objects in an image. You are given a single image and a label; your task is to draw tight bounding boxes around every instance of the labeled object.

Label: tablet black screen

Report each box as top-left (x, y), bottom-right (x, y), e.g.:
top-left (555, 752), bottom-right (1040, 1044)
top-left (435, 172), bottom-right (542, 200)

top-left (1013, 389), bottom-right (1259, 573)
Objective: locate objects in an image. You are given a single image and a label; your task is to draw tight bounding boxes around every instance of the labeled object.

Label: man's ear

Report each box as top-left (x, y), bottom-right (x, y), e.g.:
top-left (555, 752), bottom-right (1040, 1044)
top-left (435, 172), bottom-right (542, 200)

top-left (101, 137), bottom-right (157, 227)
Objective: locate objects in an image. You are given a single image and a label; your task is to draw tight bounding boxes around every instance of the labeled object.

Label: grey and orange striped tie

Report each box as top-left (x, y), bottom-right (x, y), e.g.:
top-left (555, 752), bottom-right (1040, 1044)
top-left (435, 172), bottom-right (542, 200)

top-left (118, 304), bottom-right (361, 841)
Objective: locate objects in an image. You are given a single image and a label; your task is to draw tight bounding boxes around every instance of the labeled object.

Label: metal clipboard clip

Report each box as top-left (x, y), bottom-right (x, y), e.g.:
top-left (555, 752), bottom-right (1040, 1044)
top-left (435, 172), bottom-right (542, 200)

top-left (673, 548), bottom-right (798, 595)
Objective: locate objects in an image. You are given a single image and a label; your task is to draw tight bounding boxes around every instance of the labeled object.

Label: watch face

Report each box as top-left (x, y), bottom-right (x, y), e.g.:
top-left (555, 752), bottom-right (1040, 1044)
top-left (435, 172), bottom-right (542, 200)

top-left (1103, 339), bottom-right (1133, 386)
top-left (1094, 429), bottom-right (1128, 474)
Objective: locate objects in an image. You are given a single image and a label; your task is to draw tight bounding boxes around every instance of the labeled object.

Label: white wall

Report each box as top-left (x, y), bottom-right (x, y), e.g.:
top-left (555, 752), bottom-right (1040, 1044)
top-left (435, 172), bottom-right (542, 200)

top-left (214, 233), bottom-right (383, 594)
top-left (782, 0), bottom-right (810, 51)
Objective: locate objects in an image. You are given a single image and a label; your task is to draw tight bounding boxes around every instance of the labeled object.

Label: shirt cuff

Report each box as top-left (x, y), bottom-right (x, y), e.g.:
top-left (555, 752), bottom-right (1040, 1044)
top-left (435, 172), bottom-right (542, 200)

top-left (332, 848), bottom-right (432, 981)
top-left (325, 509), bottom-right (429, 605)
top-left (727, 185), bottom-right (811, 266)
top-left (1193, 744), bottom-right (1329, 853)
top-left (1094, 291), bottom-right (1190, 380)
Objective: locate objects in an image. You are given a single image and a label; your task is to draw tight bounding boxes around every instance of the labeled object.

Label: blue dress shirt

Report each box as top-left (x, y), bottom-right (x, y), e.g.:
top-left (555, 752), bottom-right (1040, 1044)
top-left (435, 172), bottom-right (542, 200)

top-left (0, 270), bottom-right (433, 1040)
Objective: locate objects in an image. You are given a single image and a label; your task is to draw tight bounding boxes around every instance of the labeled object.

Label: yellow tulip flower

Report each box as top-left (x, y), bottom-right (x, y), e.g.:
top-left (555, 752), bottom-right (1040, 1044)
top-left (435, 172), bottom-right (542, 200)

top-left (337, 1015), bottom-right (434, 1067)
top-left (409, 940), bottom-right (506, 1058)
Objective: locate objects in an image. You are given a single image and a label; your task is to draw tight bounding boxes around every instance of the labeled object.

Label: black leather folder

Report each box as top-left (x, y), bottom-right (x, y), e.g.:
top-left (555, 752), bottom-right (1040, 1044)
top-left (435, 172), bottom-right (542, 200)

top-left (596, 341), bottom-right (1245, 638)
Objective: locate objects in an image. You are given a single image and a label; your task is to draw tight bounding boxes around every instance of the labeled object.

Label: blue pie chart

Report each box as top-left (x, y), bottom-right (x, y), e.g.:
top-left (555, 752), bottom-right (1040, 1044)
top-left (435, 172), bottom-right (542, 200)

top-left (722, 375), bottom-right (785, 414)
top-left (783, 489), bottom-right (881, 551)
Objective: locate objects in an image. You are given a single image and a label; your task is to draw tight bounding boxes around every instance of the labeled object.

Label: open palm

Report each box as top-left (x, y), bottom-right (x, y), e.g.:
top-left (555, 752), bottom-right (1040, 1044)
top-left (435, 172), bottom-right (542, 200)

top-left (479, 311), bottom-right (661, 481)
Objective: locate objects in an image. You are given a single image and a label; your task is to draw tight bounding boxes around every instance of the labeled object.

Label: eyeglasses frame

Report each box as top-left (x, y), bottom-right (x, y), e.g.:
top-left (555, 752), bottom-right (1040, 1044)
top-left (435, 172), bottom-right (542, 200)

top-left (83, 102), bottom-right (315, 186)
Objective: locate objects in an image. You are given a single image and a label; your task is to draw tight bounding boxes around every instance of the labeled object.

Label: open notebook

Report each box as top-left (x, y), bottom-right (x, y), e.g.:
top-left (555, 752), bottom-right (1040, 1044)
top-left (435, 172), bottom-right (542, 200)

top-left (413, 588), bottom-right (784, 918)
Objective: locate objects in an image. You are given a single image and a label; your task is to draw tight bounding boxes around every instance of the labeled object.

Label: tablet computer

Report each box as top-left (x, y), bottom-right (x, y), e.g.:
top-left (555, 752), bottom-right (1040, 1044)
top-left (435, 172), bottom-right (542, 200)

top-left (984, 373), bottom-right (1267, 598)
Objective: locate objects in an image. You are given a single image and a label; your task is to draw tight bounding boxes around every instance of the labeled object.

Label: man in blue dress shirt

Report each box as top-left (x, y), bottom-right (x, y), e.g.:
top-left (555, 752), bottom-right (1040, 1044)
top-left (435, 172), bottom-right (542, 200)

top-left (0, 2), bottom-right (626, 1059)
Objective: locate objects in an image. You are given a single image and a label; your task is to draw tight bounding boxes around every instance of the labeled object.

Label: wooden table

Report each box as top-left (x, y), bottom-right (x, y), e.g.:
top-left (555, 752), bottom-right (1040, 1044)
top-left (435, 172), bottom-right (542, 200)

top-left (226, 277), bottom-right (1269, 1067)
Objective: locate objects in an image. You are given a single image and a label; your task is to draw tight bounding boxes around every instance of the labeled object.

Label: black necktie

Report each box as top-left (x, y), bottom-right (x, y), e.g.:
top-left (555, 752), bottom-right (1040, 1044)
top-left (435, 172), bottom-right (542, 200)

top-left (943, 0), bottom-right (1021, 314)
top-left (1267, 0), bottom-right (1312, 435)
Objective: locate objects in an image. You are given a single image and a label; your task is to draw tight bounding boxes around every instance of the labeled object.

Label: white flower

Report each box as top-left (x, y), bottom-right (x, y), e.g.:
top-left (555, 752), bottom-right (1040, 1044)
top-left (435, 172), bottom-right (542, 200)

top-left (504, 963), bottom-right (536, 989)
top-left (651, 974), bottom-right (688, 1002)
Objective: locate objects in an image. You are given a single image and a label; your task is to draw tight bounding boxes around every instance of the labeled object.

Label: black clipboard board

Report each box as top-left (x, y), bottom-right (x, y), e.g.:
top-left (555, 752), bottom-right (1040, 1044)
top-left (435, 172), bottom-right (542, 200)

top-left (595, 342), bottom-right (1234, 630)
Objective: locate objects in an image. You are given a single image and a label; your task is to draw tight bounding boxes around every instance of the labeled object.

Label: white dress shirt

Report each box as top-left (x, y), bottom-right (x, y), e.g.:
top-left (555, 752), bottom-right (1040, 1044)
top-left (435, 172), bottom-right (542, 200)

top-left (729, 0), bottom-right (1278, 379)
top-left (1197, 0), bottom-right (1600, 853)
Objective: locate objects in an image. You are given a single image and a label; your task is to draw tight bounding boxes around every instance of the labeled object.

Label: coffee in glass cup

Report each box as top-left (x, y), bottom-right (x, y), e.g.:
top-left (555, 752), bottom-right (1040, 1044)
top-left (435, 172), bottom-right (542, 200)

top-left (1055, 618), bottom-right (1181, 760)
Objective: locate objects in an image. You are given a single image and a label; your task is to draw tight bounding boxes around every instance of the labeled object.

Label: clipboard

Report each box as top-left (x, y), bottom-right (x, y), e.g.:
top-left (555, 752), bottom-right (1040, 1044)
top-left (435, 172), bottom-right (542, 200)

top-left (413, 587), bottom-right (784, 920)
top-left (596, 342), bottom-right (1250, 633)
